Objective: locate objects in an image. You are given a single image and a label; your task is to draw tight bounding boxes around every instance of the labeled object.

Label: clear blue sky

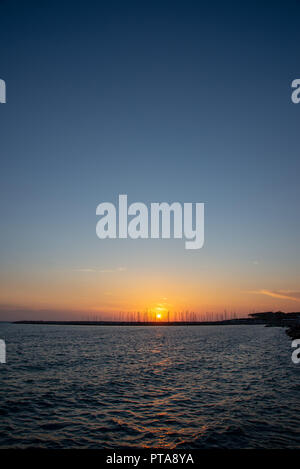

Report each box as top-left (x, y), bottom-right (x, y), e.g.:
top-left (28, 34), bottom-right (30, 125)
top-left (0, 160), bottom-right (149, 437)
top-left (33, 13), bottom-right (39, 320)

top-left (0, 0), bottom-right (300, 319)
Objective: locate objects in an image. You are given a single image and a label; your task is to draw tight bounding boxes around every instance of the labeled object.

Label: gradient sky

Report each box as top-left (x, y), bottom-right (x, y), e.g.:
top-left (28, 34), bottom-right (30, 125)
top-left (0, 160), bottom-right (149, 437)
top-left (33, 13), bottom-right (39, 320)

top-left (1, 0), bottom-right (300, 320)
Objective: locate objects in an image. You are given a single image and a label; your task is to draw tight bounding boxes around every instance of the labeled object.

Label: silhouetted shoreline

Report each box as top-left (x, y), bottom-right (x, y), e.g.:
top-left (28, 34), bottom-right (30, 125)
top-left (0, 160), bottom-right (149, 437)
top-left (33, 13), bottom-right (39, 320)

top-left (12, 311), bottom-right (300, 337)
top-left (13, 319), bottom-right (255, 326)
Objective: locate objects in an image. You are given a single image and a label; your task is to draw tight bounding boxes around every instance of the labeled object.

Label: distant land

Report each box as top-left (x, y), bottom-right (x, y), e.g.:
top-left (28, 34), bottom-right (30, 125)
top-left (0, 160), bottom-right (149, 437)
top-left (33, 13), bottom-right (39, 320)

top-left (12, 311), bottom-right (300, 338)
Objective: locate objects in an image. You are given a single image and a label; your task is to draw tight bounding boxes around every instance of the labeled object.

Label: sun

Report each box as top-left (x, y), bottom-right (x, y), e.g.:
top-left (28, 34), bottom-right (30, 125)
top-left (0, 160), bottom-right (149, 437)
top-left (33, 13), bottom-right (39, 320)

top-left (156, 313), bottom-right (162, 320)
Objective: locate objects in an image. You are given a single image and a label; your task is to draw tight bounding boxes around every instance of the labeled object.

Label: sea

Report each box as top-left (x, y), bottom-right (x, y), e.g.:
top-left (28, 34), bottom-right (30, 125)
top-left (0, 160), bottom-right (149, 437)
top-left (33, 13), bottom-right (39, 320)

top-left (0, 323), bottom-right (299, 449)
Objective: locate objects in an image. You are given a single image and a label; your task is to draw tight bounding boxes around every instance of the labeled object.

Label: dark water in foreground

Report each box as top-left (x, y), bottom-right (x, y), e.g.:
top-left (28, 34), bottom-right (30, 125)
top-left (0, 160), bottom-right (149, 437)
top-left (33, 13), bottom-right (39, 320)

top-left (0, 324), bottom-right (299, 449)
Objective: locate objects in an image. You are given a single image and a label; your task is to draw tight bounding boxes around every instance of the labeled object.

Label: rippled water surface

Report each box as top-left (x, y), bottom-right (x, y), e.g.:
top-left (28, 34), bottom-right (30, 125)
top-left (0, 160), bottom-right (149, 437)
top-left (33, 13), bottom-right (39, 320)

top-left (0, 324), bottom-right (299, 448)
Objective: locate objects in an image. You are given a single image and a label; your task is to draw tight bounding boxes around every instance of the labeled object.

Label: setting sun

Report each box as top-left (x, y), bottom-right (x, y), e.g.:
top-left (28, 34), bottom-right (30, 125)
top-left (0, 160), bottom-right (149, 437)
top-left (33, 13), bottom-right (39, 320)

top-left (156, 313), bottom-right (162, 319)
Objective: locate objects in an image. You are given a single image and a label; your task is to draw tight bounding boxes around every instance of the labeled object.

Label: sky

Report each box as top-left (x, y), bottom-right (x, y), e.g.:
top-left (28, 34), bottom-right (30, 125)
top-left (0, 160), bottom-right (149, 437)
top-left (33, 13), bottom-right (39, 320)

top-left (0, 0), bottom-right (300, 320)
